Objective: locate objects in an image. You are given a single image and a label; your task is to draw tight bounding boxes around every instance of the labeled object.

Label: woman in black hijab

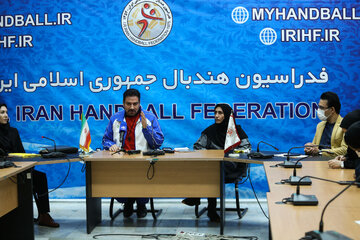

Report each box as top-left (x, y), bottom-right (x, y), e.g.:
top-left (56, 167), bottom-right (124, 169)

top-left (328, 110), bottom-right (360, 169)
top-left (345, 121), bottom-right (360, 150)
top-left (183, 104), bottom-right (251, 222)
top-left (0, 103), bottom-right (25, 154)
top-left (0, 103), bottom-right (59, 228)
top-left (193, 103), bottom-right (249, 150)
top-left (344, 121), bottom-right (360, 180)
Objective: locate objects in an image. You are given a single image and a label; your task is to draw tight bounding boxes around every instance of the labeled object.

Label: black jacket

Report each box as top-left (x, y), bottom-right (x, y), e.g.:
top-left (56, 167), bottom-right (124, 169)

top-left (344, 147), bottom-right (360, 169)
top-left (0, 123), bottom-right (25, 154)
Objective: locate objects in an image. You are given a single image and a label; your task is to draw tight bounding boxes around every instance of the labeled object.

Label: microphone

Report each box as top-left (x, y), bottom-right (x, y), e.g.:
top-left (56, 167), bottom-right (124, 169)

top-left (248, 141), bottom-right (279, 159)
top-left (119, 125), bottom-right (126, 148)
top-left (42, 136), bottom-right (57, 152)
top-left (257, 141), bottom-right (278, 152)
top-left (41, 136), bottom-right (66, 158)
top-left (282, 156), bottom-right (312, 185)
top-left (279, 146), bottom-right (307, 168)
top-left (111, 125), bottom-right (127, 155)
top-left (283, 175), bottom-right (341, 206)
top-left (304, 176), bottom-right (360, 239)
top-left (291, 175), bottom-right (318, 205)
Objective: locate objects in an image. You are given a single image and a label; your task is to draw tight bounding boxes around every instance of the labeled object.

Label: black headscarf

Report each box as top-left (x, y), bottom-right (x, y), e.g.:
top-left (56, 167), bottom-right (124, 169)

top-left (345, 121), bottom-right (360, 149)
top-left (340, 110), bottom-right (360, 129)
top-left (202, 103), bottom-right (247, 148)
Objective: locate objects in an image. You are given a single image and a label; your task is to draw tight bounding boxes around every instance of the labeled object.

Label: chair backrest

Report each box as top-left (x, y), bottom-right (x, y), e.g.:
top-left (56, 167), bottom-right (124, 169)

top-left (224, 162), bottom-right (248, 183)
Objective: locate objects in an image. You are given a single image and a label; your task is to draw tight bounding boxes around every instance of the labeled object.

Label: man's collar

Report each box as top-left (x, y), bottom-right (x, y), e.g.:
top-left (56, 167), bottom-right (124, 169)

top-left (327, 113), bottom-right (339, 124)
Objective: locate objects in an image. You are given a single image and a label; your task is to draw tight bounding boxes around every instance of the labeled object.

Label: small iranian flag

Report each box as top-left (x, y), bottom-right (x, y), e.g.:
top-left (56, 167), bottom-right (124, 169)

top-left (224, 111), bottom-right (241, 153)
top-left (79, 113), bottom-right (91, 152)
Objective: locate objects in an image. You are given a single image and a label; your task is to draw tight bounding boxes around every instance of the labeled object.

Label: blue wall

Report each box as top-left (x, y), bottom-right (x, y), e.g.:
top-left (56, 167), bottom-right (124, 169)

top-left (1, 0), bottom-right (359, 198)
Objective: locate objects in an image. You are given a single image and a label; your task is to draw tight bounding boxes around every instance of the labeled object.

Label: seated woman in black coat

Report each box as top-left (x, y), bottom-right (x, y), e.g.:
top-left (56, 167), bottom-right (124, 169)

top-left (344, 121), bottom-right (360, 180)
top-left (328, 110), bottom-right (360, 169)
top-left (0, 103), bottom-right (59, 227)
top-left (182, 103), bottom-right (251, 222)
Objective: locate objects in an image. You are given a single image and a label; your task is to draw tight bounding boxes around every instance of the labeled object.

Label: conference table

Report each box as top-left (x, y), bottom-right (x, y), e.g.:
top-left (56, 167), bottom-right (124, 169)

top-left (3, 151), bottom-right (358, 239)
top-left (0, 161), bottom-right (36, 240)
top-left (84, 150), bottom-right (227, 234)
top-left (264, 160), bottom-right (360, 240)
top-left (0, 154), bottom-right (82, 240)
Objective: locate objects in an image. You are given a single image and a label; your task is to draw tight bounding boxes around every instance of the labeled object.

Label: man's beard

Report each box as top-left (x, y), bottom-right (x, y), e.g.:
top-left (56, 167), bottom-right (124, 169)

top-left (126, 109), bottom-right (138, 117)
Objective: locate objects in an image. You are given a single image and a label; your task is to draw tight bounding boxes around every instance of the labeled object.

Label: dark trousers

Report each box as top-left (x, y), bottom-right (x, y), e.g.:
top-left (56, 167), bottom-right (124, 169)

top-left (32, 169), bottom-right (50, 214)
top-left (207, 197), bottom-right (217, 210)
top-left (185, 161), bottom-right (246, 211)
top-left (115, 198), bottom-right (149, 205)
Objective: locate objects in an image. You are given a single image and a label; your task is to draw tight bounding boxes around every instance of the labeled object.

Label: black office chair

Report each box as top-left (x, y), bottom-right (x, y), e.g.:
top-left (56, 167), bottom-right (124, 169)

top-left (195, 162), bottom-right (249, 219)
top-left (109, 198), bottom-right (162, 220)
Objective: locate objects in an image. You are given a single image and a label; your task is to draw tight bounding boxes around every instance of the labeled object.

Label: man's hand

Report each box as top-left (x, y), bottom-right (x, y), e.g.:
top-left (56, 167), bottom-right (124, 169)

top-left (328, 160), bottom-right (341, 168)
top-left (109, 144), bottom-right (120, 152)
top-left (328, 155), bottom-right (346, 169)
top-left (140, 111), bottom-right (147, 129)
top-left (304, 142), bottom-right (319, 155)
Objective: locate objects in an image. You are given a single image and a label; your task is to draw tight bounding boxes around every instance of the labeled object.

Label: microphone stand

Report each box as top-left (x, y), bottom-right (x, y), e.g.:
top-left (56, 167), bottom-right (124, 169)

top-left (41, 136), bottom-right (66, 158)
top-left (112, 126), bottom-right (127, 155)
top-left (279, 146), bottom-right (307, 168)
top-left (257, 141), bottom-right (279, 152)
top-left (42, 136), bottom-right (57, 152)
top-left (284, 156), bottom-right (312, 185)
top-left (248, 141), bottom-right (279, 159)
top-left (291, 175), bottom-right (319, 205)
top-left (283, 175), bottom-right (341, 206)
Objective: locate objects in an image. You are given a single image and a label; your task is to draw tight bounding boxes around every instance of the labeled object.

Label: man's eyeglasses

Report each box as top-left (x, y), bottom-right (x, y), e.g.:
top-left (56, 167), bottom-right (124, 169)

top-left (318, 106), bottom-right (329, 111)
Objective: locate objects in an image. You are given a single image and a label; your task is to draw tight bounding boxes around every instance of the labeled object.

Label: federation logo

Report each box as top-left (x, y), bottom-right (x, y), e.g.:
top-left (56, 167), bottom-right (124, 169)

top-left (231, 7), bottom-right (249, 24)
top-left (121, 0), bottom-right (173, 47)
top-left (259, 28), bottom-right (277, 45)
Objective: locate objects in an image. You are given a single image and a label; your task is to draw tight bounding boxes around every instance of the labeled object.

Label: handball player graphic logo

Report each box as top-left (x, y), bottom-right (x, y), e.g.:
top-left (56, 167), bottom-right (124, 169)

top-left (122, 0), bottom-right (173, 47)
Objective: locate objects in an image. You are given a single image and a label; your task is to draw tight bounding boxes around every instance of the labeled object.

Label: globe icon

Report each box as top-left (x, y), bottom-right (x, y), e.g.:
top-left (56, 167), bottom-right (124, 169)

top-left (231, 7), bottom-right (249, 24)
top-left (259, 28), bottom-right (277, 45)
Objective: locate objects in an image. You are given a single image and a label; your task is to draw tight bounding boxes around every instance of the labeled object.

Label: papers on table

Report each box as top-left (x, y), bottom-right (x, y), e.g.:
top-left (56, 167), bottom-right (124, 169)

top-left (274, 153), bottom-right (308, 158)
top-left (174, 147), bottom-right (191, 152)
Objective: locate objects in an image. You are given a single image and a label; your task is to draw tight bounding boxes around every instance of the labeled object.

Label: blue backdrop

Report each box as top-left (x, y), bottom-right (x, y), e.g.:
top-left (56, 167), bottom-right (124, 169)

top-left (1, 0), bottom-right (359, 198)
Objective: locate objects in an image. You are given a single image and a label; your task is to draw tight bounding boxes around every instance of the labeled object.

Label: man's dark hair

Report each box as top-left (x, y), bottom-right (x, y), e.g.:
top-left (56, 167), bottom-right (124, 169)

top-left (0, 103), bottom-right (7, 109)
top-left (320, 91), bottom-right (341, 114)
top-left (123, 89), bottom-right (140, 102)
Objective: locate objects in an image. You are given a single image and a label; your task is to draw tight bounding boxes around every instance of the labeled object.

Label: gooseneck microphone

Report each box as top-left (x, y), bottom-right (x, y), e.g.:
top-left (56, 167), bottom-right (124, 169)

top-left (283, 175), bottom-right (341, 206)
top-left (257, 141), bottom-right (279, 152)
top-left (281, 156), bottom-right (312, 185)
top-left (303, 176), bottom-right (360, 240)
top-left (279, 146), bottom-right (307, 168)
top-left (292, 156), bottom-right (308, 177)
top-left (292, 175), bottom-right (319, 205)
top-left (248, 141), bottom-right (279, 159)
top-left (296, 175), bottom-right (341, 195)
top-left (42, 136), bottom-right (57, 152)
top-left (41, 136), bottom-right (66, 158)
